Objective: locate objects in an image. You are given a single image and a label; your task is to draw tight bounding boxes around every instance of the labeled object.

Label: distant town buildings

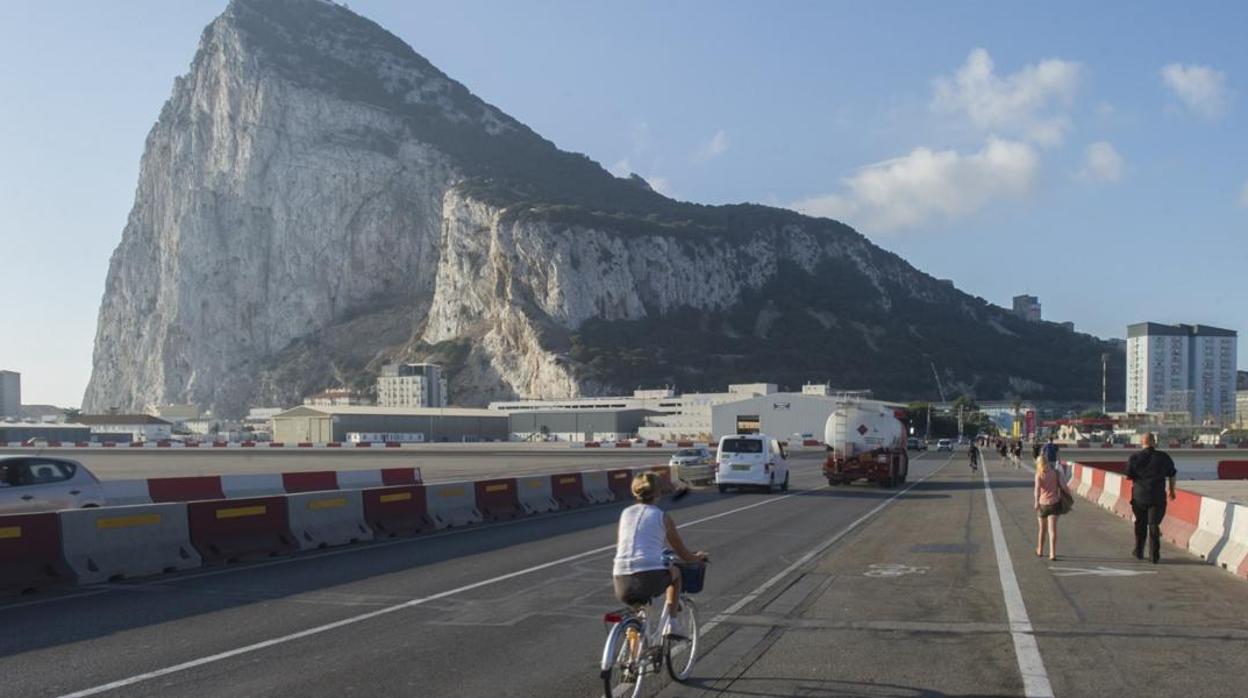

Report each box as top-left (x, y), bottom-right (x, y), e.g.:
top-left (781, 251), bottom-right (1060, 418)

top-left (0, 370), bottom-right (20, 417)
top-left (1126, 322), bottom-right (1238, 424)
top-left (303, 388), bottom-right (370, 407)
top-left (377, 363), bottom-right (447, 408)
top-left (146, 403), bottom-right (201, 424)
top-left (1011, 295), bottom-right (1042, 322)
top-left (1237, 390), bottom-right (1248, 429)
top-left (1059, 321), bottom-right (1075, 332)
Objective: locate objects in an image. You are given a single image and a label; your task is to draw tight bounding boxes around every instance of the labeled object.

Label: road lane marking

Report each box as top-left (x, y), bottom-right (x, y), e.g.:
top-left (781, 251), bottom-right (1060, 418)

top-left (863, 563), bottom-right (930, 577)
top-left (981, 462), bottom-right (1054, 698)
top-left (1049, 566), bottom-right (1157, 577)
top-left (55, 477), bottom-right (823, 697)
top-left (698, 455), bottom-right (952, 636)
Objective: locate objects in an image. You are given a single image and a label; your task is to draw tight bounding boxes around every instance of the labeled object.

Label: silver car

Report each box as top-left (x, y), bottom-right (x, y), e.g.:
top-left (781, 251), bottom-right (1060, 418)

top-left (669, 447), bottom-right (714, 483)
top-left (0, 456), bottom-right (105, 514)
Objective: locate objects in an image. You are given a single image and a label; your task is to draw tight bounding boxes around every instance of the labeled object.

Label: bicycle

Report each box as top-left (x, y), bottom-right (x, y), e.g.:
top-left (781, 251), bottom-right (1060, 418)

top-left (600, 557), bottom-right (705, 697)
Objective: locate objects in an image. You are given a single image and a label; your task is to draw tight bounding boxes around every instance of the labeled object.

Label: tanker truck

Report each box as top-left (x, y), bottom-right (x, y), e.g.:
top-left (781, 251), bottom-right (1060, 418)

top-left (823, 402), bottom-right (909, 488)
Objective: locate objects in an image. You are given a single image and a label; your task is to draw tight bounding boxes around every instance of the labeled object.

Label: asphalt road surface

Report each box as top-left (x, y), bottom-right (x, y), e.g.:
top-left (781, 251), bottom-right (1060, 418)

top-left (3, 450), bottom-right (1246, 697)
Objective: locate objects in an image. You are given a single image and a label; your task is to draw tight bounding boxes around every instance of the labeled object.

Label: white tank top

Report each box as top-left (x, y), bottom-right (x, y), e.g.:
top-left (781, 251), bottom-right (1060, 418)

top-left (613, 504), bottom-right (667, 576)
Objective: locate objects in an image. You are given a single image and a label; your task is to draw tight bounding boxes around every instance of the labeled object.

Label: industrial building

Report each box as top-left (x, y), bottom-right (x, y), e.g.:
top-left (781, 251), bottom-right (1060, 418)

top-left (377, 363), bottom-right (447, 408)
top-left (75, 414), bottom-right (174, 441)
top-left (0, 370), bottom-right (19, 418)
top-left (271, 406), bottom-right (508, 443)
top-left (494, 382), bottom-right (888, 441)
top-left (303, 389), bottom-right (370, 407)
top-left (1126, 322), bottom-right (1238, 424)
top-left (0, 422), bottom-right (91, 443)
top-left (508, 409), bottom-right (659, 442)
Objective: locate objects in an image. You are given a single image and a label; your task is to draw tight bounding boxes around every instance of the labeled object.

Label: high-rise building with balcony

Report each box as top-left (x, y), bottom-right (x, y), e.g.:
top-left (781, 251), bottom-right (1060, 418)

top-left (377, 363), bottom-right (447, 408)
top-left (1126, 323), bottom-right (1237, 424)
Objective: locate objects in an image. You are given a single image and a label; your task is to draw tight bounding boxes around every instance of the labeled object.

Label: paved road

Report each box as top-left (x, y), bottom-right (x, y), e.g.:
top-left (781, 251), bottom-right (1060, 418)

top-left (3, 450), bottom-right (1246, 697)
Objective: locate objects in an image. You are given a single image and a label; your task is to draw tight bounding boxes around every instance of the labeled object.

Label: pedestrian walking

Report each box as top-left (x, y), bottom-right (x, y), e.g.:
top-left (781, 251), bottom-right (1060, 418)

top-left (1034, 455), bottom-right (1072, 560)
top-left (1126, 433), bottom-right (1177, 563)
top-left (1043, 436), bottom-right (1063, 479)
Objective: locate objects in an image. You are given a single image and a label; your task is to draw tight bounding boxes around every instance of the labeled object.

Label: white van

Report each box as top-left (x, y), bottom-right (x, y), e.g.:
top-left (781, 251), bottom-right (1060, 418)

top-left (715, 434), bottom-right (790, 493)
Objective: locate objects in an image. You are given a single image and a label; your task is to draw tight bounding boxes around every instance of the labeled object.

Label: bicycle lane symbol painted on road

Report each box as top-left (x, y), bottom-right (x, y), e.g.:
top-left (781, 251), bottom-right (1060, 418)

top-left (863, 563), bottom-right (931, 578)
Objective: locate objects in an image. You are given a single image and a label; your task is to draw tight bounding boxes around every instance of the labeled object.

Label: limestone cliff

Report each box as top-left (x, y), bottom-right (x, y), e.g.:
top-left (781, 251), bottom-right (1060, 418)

top-left (84, 0), bottom-right (1122, 415)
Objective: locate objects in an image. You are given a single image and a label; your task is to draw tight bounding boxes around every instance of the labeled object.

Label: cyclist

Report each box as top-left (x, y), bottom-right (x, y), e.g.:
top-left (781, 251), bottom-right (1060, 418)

top-left (612, 472), bottom-right (708, 643)
top-left (968, 442), bottom-right (979, 471)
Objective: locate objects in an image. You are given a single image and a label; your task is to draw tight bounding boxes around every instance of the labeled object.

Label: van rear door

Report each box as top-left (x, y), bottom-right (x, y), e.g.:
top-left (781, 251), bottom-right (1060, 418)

top-left (720, 437), bottom-right (766, 476)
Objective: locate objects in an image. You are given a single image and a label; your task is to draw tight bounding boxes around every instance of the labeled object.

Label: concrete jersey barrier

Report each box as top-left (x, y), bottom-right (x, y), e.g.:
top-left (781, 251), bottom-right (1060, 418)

top-left (59, 503), bottom-right (200, 584)
top-left (424, 482), bottom-right (483, 529)
top-left (1071, 461), bottom-right (1248, 581)
top-left (286, 490), bottom-right (373, 550)
top-left (583, 470), bottom-right (617, 504)
top-left (187, 496), bottom-right (298, 564)
top-left (474, 479), bottom-right (524, 521)
top-left (515, 475), bottom-right (559, 514)
top-left (361, 485), bottom-right (434, 537)
top-left (0, 512), bottom-right (76, 594)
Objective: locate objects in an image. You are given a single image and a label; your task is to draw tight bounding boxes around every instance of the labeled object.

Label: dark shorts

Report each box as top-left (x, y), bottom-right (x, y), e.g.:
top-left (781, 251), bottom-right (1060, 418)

top-left (613, 569), bottom-right (672, 606)
top-left (1038, 503), bottom-right (1060, 518)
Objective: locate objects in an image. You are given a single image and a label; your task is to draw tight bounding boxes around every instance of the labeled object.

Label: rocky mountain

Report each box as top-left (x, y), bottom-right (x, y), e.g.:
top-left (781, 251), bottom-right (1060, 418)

top-left (83, 0), bottom-right (1123, 417)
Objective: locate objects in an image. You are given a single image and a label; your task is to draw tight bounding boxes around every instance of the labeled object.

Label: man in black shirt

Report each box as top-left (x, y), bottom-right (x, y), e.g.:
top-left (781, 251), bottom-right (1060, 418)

top-left (1125, 433), bottom-right (1177, 563)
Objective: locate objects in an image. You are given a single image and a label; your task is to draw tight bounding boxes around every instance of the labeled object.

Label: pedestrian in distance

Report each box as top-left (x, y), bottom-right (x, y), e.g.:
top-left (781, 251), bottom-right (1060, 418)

top-left (1034, 454), bottom-right (1072, 560)
top-left (1043, 436), bottom-right (1062, 480)
top-left (1126, 432), bottom-right (1177, 563)
top-left (967, 442), bottom-right (979, 472)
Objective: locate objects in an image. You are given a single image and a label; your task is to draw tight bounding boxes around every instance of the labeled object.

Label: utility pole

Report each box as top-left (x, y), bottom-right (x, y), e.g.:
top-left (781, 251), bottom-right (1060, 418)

top-left (925, 404), bottom-right (932, 440)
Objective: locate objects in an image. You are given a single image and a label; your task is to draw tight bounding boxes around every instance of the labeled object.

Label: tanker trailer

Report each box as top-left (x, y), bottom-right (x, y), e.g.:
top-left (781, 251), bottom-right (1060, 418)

top-left (823, 403), bottom-right (909, 487)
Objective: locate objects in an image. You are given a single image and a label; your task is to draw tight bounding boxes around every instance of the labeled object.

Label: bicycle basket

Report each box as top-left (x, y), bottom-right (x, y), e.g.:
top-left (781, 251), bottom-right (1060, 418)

top-left (677, 562), bottom-right (706, 594)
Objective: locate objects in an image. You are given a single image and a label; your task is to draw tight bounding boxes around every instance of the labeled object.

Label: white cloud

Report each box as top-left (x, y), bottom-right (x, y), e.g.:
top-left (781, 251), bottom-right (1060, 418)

top-left (1078, 141), bottom-right (1124, 183)
top-left (932, 48), bottom-right (1081, 146)
top-left (1160, 63), bottom-right (1229, 119)
top-left (1238, 180), bottom-right (1248, 208)
top-left (695, 129), bottom-right (730, 161)
top-left (791, 137), bottom-right (1038, 232)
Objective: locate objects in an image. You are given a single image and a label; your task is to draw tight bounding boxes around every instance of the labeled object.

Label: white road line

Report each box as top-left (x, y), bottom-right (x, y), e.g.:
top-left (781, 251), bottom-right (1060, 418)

top-left (56, 480), bottom-right (818, 698)
top-left (981, 460), bottom-right (1054, 697)
top-left (699, 454), bottom-right (952, 636)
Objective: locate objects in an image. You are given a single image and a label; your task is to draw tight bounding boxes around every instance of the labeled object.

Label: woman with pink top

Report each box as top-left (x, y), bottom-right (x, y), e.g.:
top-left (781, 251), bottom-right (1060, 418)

top-left (1034, 454), bottom-right (1071, 560)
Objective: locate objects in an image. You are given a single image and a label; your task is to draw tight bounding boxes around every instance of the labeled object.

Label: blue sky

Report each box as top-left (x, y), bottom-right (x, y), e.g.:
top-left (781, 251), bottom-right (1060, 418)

top-left (1, 0), bottom-right (1245, 407)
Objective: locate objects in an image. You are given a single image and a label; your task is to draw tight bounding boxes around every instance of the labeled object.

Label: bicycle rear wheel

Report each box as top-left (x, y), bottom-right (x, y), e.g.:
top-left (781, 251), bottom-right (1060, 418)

top-left (602, 618), bottom-right (645, 698)
top-left (664, 598), bottom-right (699, 681)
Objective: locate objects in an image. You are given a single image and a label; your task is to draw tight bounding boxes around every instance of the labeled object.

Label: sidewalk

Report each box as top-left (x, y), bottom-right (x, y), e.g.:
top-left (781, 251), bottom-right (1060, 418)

top-left (668, 455), bottom-right (1248, 697)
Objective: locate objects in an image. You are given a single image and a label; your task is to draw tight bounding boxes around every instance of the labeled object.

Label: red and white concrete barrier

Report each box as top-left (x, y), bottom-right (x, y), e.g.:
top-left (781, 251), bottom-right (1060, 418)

top-left (1070, 462), bottom-right (1248, 581)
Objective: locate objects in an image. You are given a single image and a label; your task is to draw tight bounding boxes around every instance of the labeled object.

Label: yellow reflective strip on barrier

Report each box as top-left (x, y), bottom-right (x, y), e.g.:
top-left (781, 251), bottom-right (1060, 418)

top-left (484, 483), bottom-right (509, 493)
top-left (96, 514), bottom-right (161, 530)
top-left (439, 487), bottom-right (466, 498)
top-left (559, 476), bottom-right (576, 484)
top-left (613, 473), bottom-right (628, 479)
top-left (0, 526), bottom-right (21, 540)
top-left (308, 497), bottom-right (347, 511)
top-left (525, 479), bottom-right (544, 489)
top-left (379, 492), bottom-right (412, 503)
top-left (216, 505), bottom-right (267, 519)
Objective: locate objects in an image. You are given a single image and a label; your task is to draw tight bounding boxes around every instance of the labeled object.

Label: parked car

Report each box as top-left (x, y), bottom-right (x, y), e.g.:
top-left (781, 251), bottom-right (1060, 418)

top-left (715, 434), bottom-right (790, 493)
top-left (936, 439), bottom-right (954, 452)
top-left (669, 447), bottom-right (714, 483)
top-left (906, 437), bottom-right (927, 451)
top-left (0, 456), bottom-right (105, 514)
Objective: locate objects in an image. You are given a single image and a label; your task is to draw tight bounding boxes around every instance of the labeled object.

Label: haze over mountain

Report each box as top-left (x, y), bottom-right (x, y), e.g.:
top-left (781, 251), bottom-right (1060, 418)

top-left (82, 0), bottom-right (1123, 417)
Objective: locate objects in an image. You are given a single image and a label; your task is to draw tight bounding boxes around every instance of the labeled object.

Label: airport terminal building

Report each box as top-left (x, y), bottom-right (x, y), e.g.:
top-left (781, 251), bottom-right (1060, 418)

top-left (271, 406), bottom-right (508, 443)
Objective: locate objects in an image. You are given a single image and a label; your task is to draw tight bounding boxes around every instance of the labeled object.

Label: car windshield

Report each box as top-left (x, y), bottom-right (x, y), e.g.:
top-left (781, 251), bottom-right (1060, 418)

top-left (721, 438), bottom-right (763, 454)
top-left (676, 449), bottom-right (699, 457)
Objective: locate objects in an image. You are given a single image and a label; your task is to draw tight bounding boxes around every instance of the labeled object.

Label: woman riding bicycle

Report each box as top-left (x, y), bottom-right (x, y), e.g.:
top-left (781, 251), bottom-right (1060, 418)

top-left (612, 472), bottom-right (708, 635)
